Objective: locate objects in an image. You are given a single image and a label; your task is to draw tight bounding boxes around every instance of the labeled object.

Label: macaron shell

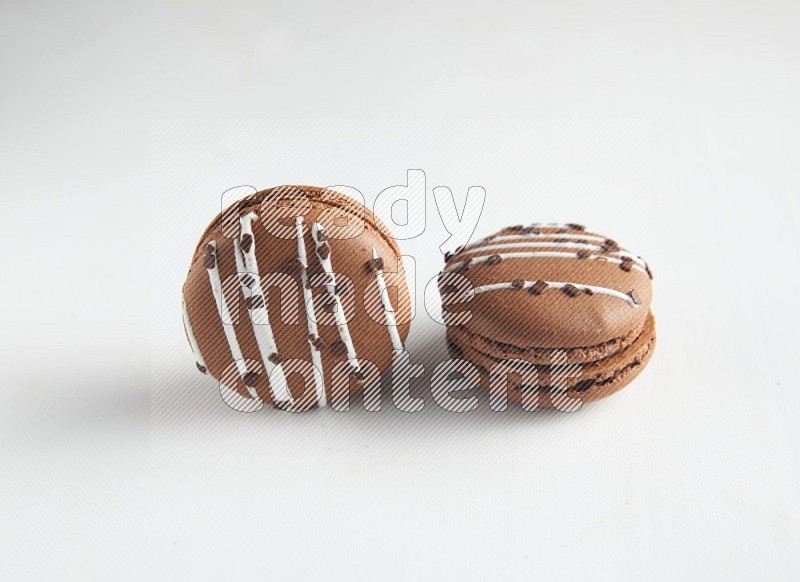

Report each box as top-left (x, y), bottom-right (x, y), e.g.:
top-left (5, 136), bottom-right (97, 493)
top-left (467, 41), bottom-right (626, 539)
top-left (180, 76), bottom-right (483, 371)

top-left (182, 186), bottom-right (411, 407)
top-left (446, 315), bottom-right (646, 365)
top-left (193, 185), bottom-right (404, 262)
top-left (443, 232), bottom-right (652, 349)
top-left (447, 312), bottom-right (656, 408)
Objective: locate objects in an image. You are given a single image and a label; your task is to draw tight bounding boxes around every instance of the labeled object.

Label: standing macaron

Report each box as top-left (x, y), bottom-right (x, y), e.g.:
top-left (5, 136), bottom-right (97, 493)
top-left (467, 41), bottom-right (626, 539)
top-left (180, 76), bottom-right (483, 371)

top-left (181, 185), bottom-right (411, 410)
top-left (440, 223), bottom-right (655, 409)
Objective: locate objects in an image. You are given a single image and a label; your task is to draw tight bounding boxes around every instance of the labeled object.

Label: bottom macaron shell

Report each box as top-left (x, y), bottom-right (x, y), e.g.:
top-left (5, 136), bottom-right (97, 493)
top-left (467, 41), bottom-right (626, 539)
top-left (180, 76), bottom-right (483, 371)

top-left (446, 316), bottom-right (646, 365)
top-left (447, 312), bottom-right (656, 408)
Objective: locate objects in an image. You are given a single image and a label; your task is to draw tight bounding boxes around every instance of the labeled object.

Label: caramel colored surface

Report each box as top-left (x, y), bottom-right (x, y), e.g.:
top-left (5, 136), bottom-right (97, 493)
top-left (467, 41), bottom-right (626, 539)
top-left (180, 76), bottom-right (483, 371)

top-left (447, 312), bottom-right (656, 408)
top-left (442, 225), bottom-right (653, 349)
top-left (440, 224), bottom-right (655, 407)
top-left (182, 186), bottom-right (411, 406)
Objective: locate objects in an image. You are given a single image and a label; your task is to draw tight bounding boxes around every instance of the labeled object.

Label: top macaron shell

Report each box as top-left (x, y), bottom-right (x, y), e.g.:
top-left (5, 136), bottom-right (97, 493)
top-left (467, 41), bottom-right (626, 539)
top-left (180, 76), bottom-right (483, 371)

top-left (182, 186), bottom-right (411, 405)
top-left (442, 224), bottom-right (652, 352)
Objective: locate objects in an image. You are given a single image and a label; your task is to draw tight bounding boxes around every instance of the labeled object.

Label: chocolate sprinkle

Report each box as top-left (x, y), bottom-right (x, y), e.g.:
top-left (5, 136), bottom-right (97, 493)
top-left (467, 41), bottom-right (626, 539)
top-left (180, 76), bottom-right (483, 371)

top-left (246, 295), bottom-right (264, 310)
top-left (205, 243), bottom-right (215, 255)
top-left (529, 280), bottom-right (549, 295)
top-left (602, 239), bottom-right (619, 252)
top-left (317, 241), bottom-right (331, 260)
top-left (311, 335), bottom-right (326, 350)
top-left (628, 288), bottom-right (642, 305)
top-left (486, 254), bottom-right (503, 266)
top-left (317, 294), bottom-right (336, 313)
top-left (203, 254), bottom-right (216, 269)
top-left (619, 258), bottom-right (633, 272)
top-left (268, 352), bottom-right (284, 365)
top-left (196, 362), bottom-right (207, 374)
top-left (576, 249), bottom-right (591, 259)
top-left (334, 281), bottom-right (348, 296)
top-left (522, 226), bottom-right (542, 235)
top-left (444, 251), bottom-right (453, 262)
top-left (367, 257), bottom-right (384, 272)
top-left (352, 368), bottom-right (366, 383)
top-left (566, 223), bottom-right (585, 231)
top-left (583, 287), bottom-right (594, 295)
top-left (330, 341), bottom-right (348, 357)
top-left (506, 225), bottom-right (524, 232)
top-left (645, 263), bottom-right (653, 280)
top-left (307, 264), bottom-right (324, 280)
top-left (240, 234), bottom-right (254, 253)
top-left (458, 258), bottom-right (473, 272)
top-left (511, 279), bottom-right (525, 289)
top-left (282, 258), bottom-right (303, 277)
top-left (242, 371), bottom-right (259, 387)
top-left (562, 283), bottom-right (581, 297)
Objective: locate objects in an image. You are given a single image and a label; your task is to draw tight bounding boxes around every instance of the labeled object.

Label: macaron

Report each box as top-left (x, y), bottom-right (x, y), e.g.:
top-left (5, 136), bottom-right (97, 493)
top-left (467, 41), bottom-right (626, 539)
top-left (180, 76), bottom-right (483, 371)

top-left (181, 185), bottom-right (411, 409)
top-left (439, 223), bottom-right (655, 409)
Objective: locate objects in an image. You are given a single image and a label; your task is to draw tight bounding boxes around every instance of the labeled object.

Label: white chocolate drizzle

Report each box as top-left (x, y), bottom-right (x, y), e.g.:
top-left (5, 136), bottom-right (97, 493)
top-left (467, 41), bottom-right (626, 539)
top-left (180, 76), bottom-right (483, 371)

top-left (444, 251), bottom-right (647, 275)
top-left (371, 247), bottom-right (404, 351)
top-left (181, 297), bottom-right (207, 372)
top-left (234, 213), bottom-right (292, 402)
top-left (474, 232), bottom-right (608, 245)
top-left (294, 216), bottom-right (327, 406)
top-left (464, 228), bottom-right (651, 273)
top-left (205, 240), bottom-right (253, 395)
top-left (458, 240), bottom-right (646, 267)
top-left (311, 222), bottom-right (360, 371)
top-left (472, 280), bottom-right (641, 308)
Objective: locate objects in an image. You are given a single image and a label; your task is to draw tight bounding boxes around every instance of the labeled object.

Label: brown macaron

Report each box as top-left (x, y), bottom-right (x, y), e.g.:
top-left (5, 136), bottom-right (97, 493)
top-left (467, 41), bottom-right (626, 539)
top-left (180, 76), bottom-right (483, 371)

top-left (181, 185), bottom-right (411, 409)
top-left (439, 223), bottom-right (655, 409)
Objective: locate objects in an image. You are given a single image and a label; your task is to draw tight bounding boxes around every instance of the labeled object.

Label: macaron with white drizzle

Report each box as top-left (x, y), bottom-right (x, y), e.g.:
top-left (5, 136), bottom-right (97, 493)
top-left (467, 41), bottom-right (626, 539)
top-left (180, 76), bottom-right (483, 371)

top-left (180, 185), bottom-right (412, 409)
top-left (440, 222), bottom-right (656, 408)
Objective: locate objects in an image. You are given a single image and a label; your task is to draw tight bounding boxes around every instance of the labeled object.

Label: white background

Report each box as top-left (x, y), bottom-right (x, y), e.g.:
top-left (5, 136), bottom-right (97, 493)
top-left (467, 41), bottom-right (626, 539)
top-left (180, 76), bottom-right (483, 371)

top-left (1, 1), bottom-right (799, 580)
